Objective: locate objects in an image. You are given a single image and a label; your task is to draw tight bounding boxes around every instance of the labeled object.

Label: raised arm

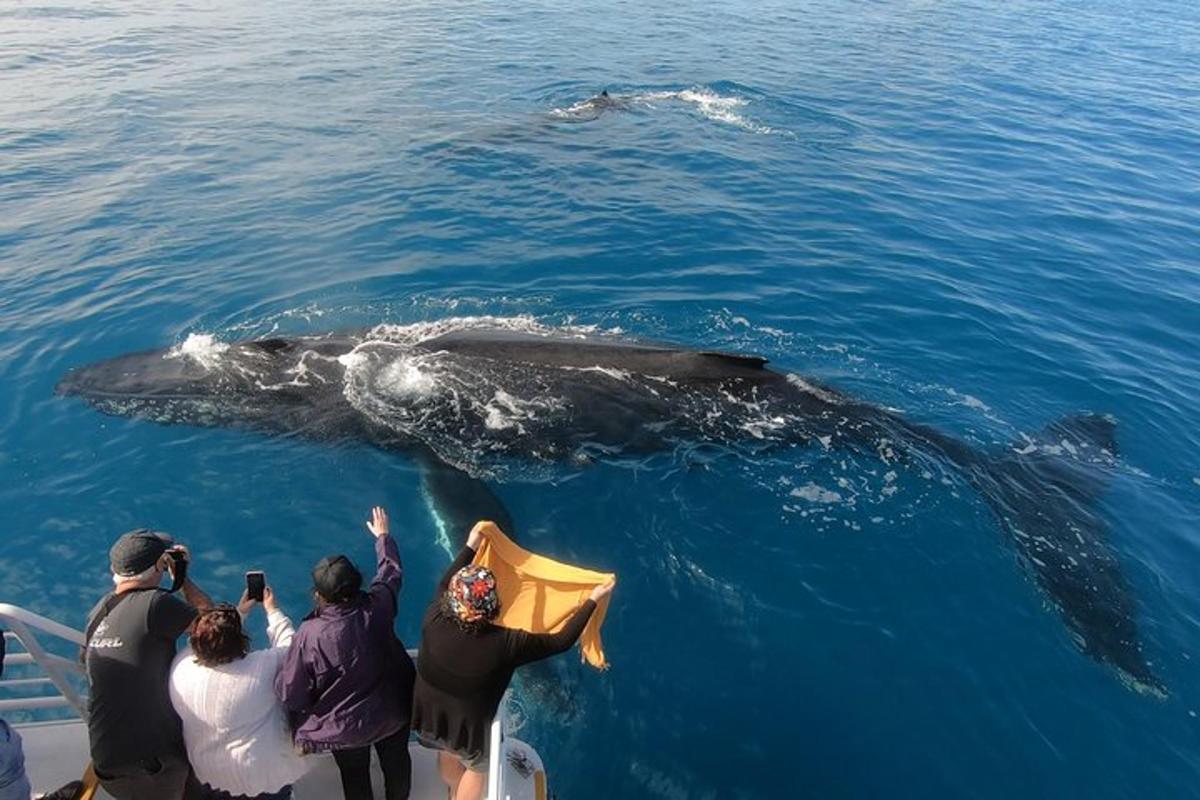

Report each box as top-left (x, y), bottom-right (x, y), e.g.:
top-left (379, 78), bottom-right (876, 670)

top-left (436, 523), bottom-right (486, 595)
top-left (180, 578), bottom-right (213, 611)
top-left (507, 600), bottom-right (597, 666)
top-left (507, 578), bottom-right (615, 666)
top-left (237, 585), bottom-right (295, 663)
top-left (167, 546), bottom-right (213, 611)
top-left (365, 507), bottom-right (403, 616)
top-left (262, 588), bottom-right (295, 649)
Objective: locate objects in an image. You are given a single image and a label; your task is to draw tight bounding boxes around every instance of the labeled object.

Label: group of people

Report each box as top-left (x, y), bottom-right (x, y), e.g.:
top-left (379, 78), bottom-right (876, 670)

top-left (79, 506), bottom-right (614, 800)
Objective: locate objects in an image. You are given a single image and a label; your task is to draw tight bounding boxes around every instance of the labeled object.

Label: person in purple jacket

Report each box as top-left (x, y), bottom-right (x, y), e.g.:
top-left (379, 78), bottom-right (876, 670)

top-left (275, 507), bottom-right (416, 800)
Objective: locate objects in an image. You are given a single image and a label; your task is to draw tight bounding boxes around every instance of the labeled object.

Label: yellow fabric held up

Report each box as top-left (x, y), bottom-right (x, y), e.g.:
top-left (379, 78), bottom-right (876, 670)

top-left (469, 521), bottom-right (615, 670)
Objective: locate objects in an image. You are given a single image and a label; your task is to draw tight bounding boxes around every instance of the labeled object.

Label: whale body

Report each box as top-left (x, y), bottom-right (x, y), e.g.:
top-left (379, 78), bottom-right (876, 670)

top-left (56, 323), bottom-right (1163, 695)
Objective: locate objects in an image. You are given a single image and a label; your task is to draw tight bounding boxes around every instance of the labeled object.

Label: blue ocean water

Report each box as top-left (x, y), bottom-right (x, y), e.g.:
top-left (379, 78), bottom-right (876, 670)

top-left (2, 0), bottom-right (1199, 796)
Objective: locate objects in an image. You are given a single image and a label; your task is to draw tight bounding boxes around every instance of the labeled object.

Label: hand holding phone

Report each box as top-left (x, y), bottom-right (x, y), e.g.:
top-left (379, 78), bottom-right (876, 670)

top-left (246, 571), bottom-right (266, 603)
top-left (166, 547), bottom-right (189, 594)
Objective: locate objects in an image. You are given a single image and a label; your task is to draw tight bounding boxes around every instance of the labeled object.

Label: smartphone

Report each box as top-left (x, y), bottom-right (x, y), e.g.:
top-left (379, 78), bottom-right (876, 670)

top-left (166, 548), bottom-right (188, 593)
top-left (246, 571), bottom-right (266, 602)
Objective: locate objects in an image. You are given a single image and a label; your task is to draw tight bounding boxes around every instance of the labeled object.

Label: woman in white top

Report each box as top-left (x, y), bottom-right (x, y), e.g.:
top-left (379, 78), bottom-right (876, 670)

top-left (169, 586), bottom-right (310, 800)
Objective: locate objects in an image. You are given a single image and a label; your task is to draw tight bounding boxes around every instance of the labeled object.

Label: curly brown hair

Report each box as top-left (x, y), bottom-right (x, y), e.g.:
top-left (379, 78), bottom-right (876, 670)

top-left (190, 605), bottom-right (250, 667)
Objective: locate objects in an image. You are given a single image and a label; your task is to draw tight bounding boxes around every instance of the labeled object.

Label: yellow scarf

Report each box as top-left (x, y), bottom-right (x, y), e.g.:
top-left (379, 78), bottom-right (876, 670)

top-left (469, 521), bottom-right (614, 669)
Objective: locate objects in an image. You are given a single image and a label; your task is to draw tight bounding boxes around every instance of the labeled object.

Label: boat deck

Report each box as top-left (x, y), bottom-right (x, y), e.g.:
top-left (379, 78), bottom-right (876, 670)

top-left (18, 719), bottom-right (545, 800)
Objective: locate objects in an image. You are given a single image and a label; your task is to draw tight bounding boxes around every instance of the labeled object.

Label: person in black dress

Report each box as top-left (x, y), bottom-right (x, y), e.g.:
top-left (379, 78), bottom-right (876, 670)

top-left (410, 525), bottom-right (614, 800)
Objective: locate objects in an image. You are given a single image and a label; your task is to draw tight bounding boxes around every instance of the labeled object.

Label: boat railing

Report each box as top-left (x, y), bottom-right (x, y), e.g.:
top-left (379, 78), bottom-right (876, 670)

top-left (0, 603), bottom-right (88, 719)
top-left (487, 700), bottom-right (507, 800)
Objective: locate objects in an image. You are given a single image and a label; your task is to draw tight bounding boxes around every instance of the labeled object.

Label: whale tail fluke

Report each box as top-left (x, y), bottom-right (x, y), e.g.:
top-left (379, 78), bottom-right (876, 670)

top-left (966, 414), bottom-right (1165, 696)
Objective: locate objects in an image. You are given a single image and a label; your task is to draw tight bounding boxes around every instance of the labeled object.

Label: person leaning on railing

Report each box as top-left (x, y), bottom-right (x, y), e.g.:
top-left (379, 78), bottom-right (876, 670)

top-left (1, 626), bottom-right (89, 799)
top-left (0, 630), bottom-right (33, 800)
top-left (168, 584), bottom-right (310, 800)
top-left (0, 717), bottom-right (30, 800)
top-left (410, 525), bottom-right (615, 800)
top-left (275, 507), bottom-right (416, 800)
top-left (84, 529), bottom-right (213, 800)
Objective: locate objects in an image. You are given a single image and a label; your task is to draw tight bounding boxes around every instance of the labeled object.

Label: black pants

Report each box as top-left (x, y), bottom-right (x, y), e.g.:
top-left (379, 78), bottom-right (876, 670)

top-left (331, 726), bottom-right (411, 800)
top-left (195, 783), bottom-right (293, 799)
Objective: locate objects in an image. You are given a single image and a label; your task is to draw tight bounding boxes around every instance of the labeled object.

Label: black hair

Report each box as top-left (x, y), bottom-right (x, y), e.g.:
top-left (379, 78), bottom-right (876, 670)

top-left (312, 555), bottom-right (363, 604)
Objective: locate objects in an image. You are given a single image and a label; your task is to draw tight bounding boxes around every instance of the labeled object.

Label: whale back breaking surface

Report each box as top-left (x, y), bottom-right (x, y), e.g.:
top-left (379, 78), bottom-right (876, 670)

top-left (339, 328), bottom-right (859, 473)
top-left (415, 329), bottom-right (772, 377)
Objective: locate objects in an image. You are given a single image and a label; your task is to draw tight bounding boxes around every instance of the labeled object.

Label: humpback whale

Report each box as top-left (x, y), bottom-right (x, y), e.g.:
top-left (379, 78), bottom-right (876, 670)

top-left (56, 323), bottom-right (1163, 695)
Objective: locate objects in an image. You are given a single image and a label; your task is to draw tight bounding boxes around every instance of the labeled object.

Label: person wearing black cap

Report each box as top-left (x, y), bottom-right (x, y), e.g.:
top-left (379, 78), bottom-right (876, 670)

top-left (276, 507), bottom-right (415, 800)
top-left (84, 528), bottom-right (213, 800)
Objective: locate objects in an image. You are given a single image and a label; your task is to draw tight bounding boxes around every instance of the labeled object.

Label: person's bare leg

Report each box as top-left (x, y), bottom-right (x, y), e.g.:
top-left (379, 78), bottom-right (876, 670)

top-left (439, 750), bottom-right (466, 797)
top-left (455, 769), bottom-right (487, 800)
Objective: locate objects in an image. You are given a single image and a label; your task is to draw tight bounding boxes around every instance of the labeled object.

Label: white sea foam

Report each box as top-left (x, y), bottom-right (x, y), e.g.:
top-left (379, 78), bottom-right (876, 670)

top-left (365, 314), bottom-right (609, 347)
top-left (562, 365), bottom-right (633, 382)
top-left (947, 388), bottom-right (990, 412)
top-left (677, 88), bottom-right (770, 132)
top-left (790, 482), bottom-right (842, 504)
top-left (786, 373), bottom-right (841, 404)
top-left (167, 333), bottom-right (230, 370)
top-left (647, 88), bottom-right (774, 133)
top-left (741, 415), bottom-right (788, 439)
top-left (552, 87), bottom-right (777, 134)
top-left (377, 355), bottom-right (440, 398)
top-left (483, 390), bottom-right (527, 431)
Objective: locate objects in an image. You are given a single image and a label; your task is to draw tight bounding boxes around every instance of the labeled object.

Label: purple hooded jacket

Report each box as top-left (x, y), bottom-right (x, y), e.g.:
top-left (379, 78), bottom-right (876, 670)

top-left (275, 534), bottom-right (415, 752)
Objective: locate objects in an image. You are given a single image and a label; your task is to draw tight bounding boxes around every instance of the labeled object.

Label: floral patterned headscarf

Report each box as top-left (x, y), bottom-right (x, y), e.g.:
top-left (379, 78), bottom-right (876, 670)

top-left (447, 565), bottom-right (499, 624)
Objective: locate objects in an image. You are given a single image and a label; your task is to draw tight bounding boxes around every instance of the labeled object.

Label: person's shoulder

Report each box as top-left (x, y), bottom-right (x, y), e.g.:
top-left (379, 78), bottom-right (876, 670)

top-left (293, 614), bottom-right (325, 638)
top-left (148, 588), bottom-right (193, 616)
top-left (147, 587), bottom-right (181, 606)
top-left (116, 587), bottom-right (155, 605)
top-left (168, 649), bottom-right (201, 689)
top-left (114, 587), bottom-right (160, 619)
top-left (170, 647), bottom-right (195, 670)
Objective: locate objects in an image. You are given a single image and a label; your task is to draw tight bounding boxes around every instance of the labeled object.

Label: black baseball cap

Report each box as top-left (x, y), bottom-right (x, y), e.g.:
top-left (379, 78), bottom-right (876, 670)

top-left (312, 555), bottom-right (362, 603)
top-left (110, 529), bottom-right (174, 577)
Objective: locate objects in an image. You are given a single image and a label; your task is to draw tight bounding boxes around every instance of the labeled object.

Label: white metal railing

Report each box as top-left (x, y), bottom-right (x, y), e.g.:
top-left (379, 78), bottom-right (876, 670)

top-left (486, 696), bottom-right (507, 800)
top-left (0, 603), bottom-right (87, 718)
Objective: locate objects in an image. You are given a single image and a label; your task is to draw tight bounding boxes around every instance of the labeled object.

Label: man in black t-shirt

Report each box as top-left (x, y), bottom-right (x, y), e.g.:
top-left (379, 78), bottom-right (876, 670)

top-left (85, 529), bottom-right (212, 800)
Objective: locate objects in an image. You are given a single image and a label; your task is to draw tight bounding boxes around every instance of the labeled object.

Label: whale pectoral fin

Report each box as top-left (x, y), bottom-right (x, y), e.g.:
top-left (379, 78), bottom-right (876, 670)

top-left (411, 448), bottom-right (516, 550)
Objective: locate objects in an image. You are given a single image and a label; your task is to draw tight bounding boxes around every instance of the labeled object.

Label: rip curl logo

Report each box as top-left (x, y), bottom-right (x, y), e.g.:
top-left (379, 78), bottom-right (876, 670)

top-left (89, 636), bottom-right (124, 649)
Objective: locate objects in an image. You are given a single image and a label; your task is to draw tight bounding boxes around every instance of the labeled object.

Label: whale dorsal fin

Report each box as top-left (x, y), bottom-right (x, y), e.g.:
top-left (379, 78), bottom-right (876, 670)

top-left (699, 351), bottom-right (769, 369)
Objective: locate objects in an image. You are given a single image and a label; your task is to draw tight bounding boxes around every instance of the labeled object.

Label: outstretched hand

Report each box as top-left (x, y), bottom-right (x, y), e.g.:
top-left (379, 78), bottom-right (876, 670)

top-left (163, 545), bottom-right (191, 580)
top-left (590, 578), bottom-right (616, 603)
top-left (467, 525), bottom-right (484, 550)
top-left (237, 586), bottom-right (278, 616)
top-left (366, 506), bottom-right (389, 538)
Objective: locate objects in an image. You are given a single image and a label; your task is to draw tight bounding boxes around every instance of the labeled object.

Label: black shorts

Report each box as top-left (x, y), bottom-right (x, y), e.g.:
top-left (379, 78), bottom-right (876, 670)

top-left (415, 733), bottom-right (489, 773)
